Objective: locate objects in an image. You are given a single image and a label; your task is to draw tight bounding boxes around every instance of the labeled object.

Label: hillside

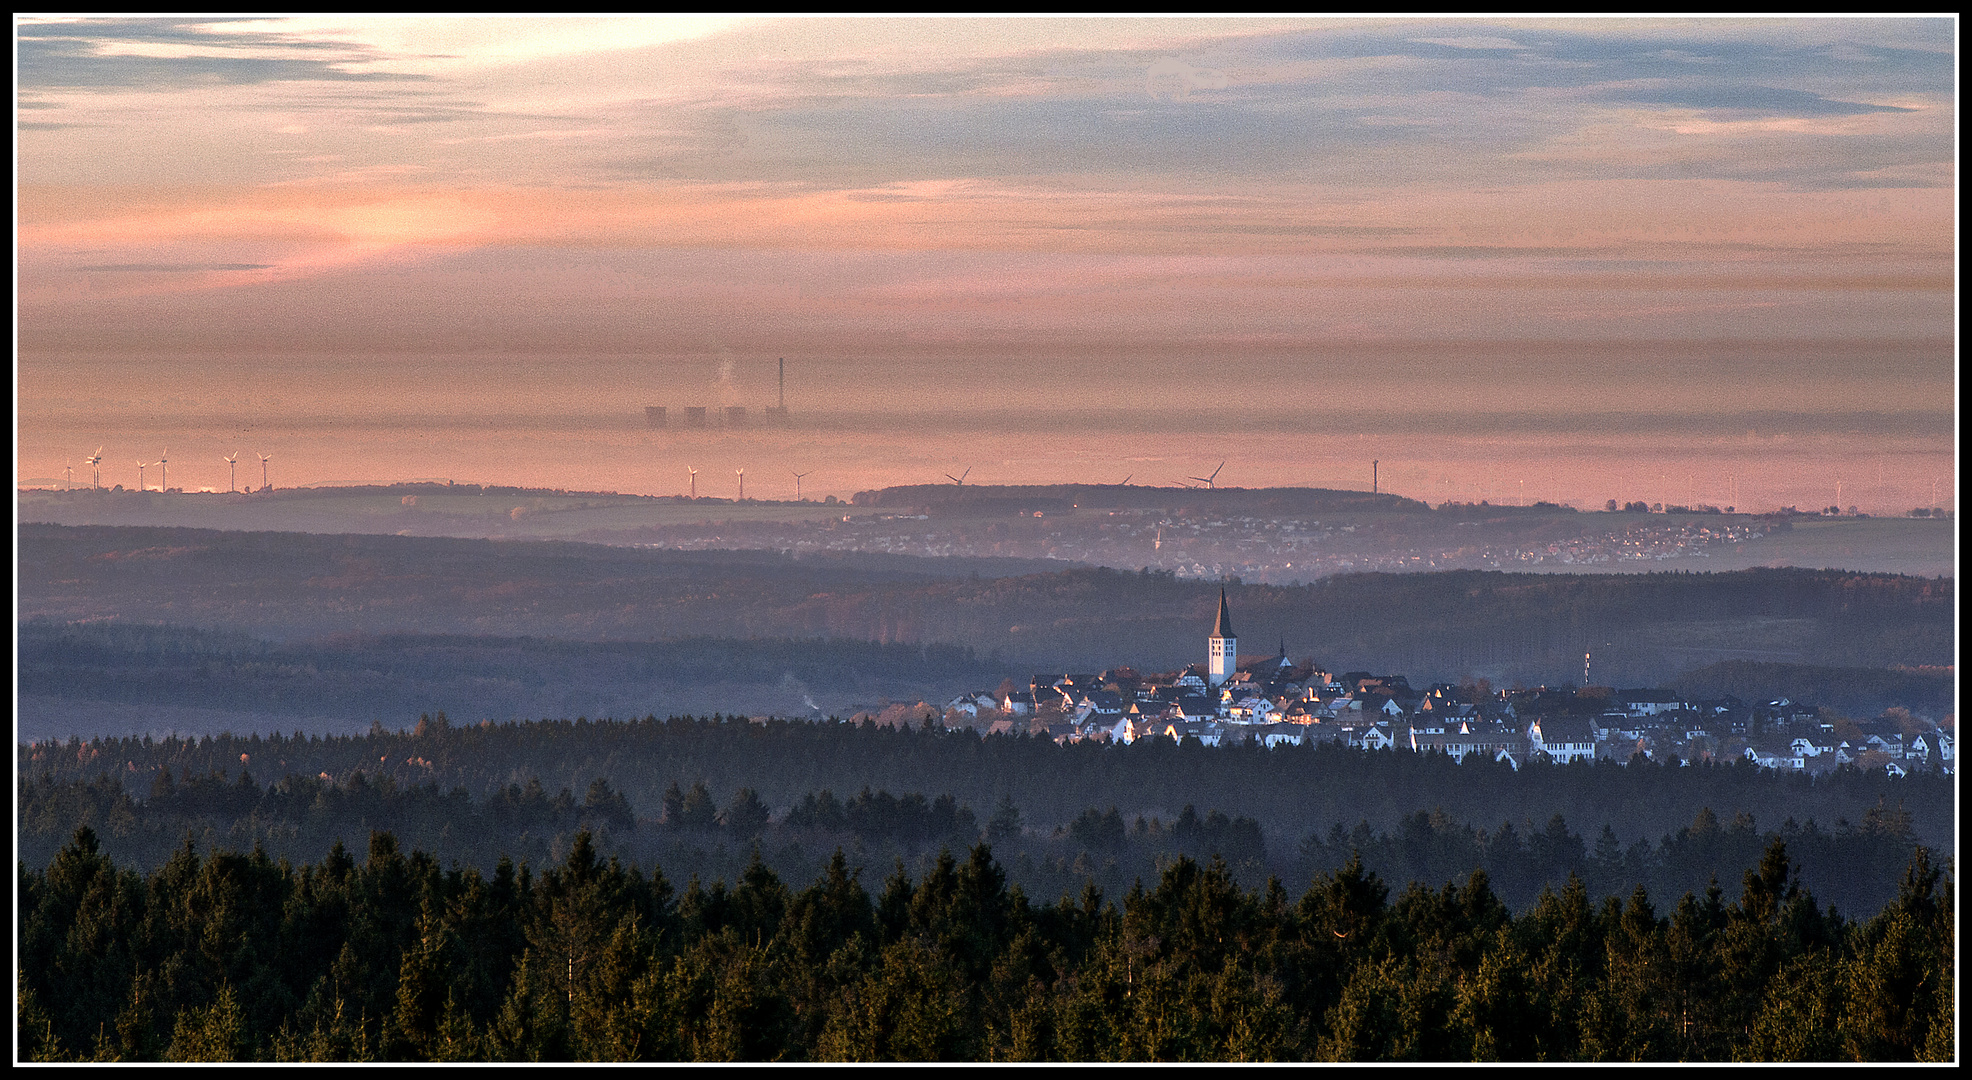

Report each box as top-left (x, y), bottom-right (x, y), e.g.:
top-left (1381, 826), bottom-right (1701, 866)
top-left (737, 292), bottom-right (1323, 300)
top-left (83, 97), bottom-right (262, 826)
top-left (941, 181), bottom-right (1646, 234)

top-left (21, 525), bottom-right (1952, 686)
top-left (18, 525), bottom-right (1955, 747)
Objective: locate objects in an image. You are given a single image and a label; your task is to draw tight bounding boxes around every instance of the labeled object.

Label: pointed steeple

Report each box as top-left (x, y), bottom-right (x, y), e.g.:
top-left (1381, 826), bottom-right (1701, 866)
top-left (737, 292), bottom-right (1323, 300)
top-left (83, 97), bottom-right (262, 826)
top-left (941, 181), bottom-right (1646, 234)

top-left (1207, 589), bottom-right (1237, 687)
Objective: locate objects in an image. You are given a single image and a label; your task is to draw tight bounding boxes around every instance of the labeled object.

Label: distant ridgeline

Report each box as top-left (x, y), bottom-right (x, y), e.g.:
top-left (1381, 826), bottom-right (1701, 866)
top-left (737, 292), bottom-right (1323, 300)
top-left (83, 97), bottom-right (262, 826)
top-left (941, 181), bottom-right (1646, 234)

top-left (850, 483), bottom-right (1432, 515)
top-left (19, 524), bottom-right (1955, 688)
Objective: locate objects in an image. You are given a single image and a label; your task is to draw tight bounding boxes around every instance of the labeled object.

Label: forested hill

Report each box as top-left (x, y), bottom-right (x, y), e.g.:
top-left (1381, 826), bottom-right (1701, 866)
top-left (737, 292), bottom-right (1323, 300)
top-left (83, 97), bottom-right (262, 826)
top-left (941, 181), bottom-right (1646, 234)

top-left (17, 621), bottom-right (1002, 741)
top-left (850, 483), bottom-right (1430, 515)
top-left (19, 524), bottom-right (1953, 687)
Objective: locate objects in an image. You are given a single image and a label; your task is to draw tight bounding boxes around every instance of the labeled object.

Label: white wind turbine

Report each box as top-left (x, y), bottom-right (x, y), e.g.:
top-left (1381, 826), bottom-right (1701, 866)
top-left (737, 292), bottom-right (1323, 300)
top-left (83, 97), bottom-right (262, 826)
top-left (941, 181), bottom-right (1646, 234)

top-left (64, 463), bottom-right (73, 491)
top-left (1188, 461), bottom-right (1225, 489)
top-left (688, 467), bottom-right (698, 498)
top-left (257, 452), bottom-right (271, 491)
top-left (158, 447), bottom-right (168, 493)
top-left (736, 468), bottom-right (745, 501)
top-left (944, 467), bottom-right (970, 486)
top-left (87, 447), bottom-right (103, 489)
top-left (223, 452), bottom-right (240, 492)
top-left (792, 470), bottom-right (811, 501)
top-left (137, 459), bottom-right (150, 492)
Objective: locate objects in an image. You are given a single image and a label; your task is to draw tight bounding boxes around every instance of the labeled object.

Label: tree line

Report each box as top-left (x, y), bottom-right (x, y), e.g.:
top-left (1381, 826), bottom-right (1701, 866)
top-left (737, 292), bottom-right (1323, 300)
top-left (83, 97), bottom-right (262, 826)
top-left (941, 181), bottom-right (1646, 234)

top-left (1671, 660), bottom-right (1955, 720)
top-left (18, 760), bottom-right (1943, 921)
top-left (18, 823), bottom-right (1952, 1061)
top-left (19, 715), bottom-right (1952, 864)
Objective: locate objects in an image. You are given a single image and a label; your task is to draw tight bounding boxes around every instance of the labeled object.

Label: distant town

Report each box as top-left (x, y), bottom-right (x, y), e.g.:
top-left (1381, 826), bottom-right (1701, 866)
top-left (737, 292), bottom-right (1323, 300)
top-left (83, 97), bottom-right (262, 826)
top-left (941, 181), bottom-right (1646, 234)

top-left (653, 502), bottom-right (1785, 580)
top-left (912, 591), bottom-right (1954, 778)
top-left (20, 477), bottom-right (1956, 585)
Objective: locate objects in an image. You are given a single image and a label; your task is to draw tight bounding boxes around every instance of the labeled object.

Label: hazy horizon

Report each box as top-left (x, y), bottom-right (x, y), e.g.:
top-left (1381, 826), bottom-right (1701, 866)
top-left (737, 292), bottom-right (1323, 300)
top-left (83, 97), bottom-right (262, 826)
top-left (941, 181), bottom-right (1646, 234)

top-left (16, 17), bottom-right (1957, 515)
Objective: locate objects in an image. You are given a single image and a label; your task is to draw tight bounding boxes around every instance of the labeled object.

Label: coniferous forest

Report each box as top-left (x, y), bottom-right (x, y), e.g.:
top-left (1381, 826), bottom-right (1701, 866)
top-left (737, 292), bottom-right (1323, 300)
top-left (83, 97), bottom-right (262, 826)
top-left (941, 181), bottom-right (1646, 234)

top-left (18, 824), bottom-right (1953, 1062)
top-left (17, 715), bottom-right (1957, 1061)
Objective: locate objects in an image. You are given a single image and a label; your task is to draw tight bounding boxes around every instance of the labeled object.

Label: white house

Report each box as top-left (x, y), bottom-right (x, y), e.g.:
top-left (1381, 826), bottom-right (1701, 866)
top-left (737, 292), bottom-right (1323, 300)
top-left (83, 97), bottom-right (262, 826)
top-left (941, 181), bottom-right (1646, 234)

top-left (1357, 722), bottom-right (1399, 752)
top-left (1260, 723), bottom-right (1307, 748)
top-left (1528, 716), bottom-right (1597, 764)
top-left (1164, 720), bottom-right (1226, 747)
top-left (1227, 697), bottom-right (1278, 724)
top-left (1623, 689), bottom-right (1687, 717)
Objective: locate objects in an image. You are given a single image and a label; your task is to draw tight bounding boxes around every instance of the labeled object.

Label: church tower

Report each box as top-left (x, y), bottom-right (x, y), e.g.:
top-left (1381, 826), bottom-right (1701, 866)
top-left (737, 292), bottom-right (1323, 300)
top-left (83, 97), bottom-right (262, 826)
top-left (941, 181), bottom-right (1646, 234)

top-left (1208, 588), bottom-right (1237, 686)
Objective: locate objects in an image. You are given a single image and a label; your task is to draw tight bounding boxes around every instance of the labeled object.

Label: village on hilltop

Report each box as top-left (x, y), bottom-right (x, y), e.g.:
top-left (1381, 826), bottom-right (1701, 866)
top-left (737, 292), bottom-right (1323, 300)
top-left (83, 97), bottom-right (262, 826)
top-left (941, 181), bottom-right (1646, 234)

top-left (865, 591), bottom-right (1956, 777)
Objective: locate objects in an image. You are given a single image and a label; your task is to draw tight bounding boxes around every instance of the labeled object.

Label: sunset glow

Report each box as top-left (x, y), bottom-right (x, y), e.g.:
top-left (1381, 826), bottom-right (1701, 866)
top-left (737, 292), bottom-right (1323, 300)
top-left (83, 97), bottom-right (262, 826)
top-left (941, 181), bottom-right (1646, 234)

top-left (17, 16), bottom-right (1956, 512)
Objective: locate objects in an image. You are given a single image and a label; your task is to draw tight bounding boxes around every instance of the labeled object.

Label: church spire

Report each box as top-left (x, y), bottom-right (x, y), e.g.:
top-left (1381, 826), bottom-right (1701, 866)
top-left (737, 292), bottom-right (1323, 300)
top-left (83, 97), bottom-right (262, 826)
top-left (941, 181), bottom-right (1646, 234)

top-left (1208, 588), bottom-right (1236, 687)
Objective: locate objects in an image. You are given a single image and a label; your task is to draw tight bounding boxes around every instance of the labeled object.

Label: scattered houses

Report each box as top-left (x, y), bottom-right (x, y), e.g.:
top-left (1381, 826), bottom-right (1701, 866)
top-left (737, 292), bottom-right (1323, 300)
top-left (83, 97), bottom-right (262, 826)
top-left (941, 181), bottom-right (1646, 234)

top-left (934, 591), bottom-right (1951, 777)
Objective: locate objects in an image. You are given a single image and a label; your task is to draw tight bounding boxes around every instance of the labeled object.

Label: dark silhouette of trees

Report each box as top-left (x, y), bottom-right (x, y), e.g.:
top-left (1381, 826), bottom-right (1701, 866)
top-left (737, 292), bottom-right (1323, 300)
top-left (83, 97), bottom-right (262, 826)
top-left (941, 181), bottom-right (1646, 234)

top-left (19, 820), bottom-right (1951, 1062)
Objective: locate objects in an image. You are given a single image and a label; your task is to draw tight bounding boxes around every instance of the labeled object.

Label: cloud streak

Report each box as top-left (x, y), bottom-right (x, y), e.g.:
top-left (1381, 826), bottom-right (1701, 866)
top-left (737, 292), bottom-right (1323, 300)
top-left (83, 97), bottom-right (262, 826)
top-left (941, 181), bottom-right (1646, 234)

top-left (16, 16), bottom-right (1954, 483)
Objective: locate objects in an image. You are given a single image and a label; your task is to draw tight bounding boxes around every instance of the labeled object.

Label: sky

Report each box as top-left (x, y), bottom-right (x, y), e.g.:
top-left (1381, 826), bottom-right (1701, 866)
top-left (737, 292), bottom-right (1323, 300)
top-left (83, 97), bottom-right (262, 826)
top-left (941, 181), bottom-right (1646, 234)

top-left (15, 16), bottom-right (1958, 511)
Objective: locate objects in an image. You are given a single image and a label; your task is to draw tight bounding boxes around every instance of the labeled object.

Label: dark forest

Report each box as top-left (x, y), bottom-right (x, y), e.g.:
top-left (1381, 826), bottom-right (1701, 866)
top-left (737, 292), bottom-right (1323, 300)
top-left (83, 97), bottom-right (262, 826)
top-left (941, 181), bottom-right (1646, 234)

top-left (18, 822), bottom-right (1952, 1061)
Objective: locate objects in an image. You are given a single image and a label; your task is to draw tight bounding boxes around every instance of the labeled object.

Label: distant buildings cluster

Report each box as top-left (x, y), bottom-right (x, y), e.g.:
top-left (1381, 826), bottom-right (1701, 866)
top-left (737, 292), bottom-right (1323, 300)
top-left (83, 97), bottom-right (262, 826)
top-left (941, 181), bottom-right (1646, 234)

top-left (939, 592), bottom-right (1953, 778)
top-left (630, 509), bottom-right (1782, 583)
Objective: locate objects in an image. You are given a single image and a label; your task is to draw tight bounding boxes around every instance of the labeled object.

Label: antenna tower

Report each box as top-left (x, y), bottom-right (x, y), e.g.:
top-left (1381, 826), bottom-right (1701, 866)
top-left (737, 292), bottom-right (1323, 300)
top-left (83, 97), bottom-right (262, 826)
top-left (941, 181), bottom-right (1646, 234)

top-left (765, 358), bottom-right (790, 423)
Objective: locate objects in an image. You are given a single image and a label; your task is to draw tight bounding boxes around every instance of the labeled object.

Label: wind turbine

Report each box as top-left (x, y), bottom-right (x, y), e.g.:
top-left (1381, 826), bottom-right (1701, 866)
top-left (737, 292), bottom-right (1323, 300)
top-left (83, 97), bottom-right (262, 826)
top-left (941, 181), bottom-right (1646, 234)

top-left (223, 452), bottom-right (239, 492)
top-left (1187, 461), bottom-right (1225, 489)
top-left (736, 468), bottom-right (745, 501)
top-left (137, 460), bottom-right (149, 492)
top-left (944, 467), bottom-right (971, 486)
top-left (1120, 473), bottom-right (1132, 486)
top-left (64, 463), bottom-right (73, 491)
top-left (792, 470), bottom-right (811, 501)
top-left (158, 448), bottom-right (168, 493)
top-left (87, 447), bottom-right (103, 489)
top-left (256, 452), bottom-right (271, 491)
top-left (688, 467), bottom-right (698, 499)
